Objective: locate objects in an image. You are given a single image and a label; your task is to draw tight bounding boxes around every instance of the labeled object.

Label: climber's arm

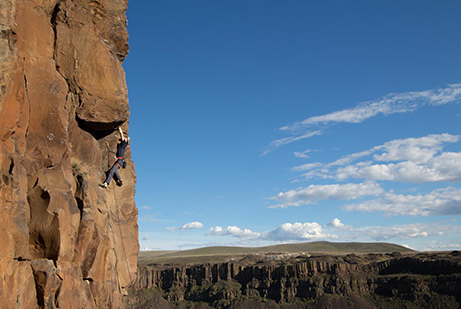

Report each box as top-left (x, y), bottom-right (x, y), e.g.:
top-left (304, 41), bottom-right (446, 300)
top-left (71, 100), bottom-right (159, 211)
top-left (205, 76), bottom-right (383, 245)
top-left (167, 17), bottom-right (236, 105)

top-left (118, 127), bottom-right (127, 142)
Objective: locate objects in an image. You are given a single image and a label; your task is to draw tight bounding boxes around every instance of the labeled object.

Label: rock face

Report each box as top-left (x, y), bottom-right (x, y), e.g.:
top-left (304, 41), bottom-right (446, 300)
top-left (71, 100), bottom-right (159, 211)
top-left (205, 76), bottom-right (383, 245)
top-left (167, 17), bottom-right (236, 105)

top-left (0, 0), bottom-right (138, 307)
top-left (130, 252), bottom-right (461, 308)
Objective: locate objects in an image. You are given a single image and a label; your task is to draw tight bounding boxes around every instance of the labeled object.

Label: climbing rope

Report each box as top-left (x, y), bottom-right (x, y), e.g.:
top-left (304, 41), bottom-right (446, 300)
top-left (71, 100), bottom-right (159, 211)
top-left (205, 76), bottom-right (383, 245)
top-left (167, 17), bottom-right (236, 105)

top-left (112, 185), bottom-right (135, 286)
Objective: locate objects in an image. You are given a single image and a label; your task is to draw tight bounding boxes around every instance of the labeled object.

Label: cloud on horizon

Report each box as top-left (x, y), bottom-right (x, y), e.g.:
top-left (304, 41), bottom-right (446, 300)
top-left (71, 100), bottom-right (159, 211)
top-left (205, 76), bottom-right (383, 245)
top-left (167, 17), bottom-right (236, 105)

top-left (207, 222), bottom-right (335, 241)
top-left (423, 240), bottom-right (461, 251)
top-left (355, 223), bottom-right (448, 241)
top-left (328, 218), bottom-right (353, 231)
top-left (207, 226), bottom-right (260, 238)
top-left (206, 220), bottom-right (461, 247)
top-left (262, 222), bottom-right (334, 241)
top-left (166, 221), bottom-right (204, 232)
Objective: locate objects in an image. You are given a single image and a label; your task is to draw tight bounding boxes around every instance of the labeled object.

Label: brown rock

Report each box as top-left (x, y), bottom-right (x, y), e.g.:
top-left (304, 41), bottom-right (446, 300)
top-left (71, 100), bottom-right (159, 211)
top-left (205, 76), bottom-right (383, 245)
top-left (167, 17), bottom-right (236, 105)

top-left (53, 0), bottom-right (129, 131)
top-left (0, 0), bottom-right (138, 307)
top-left (0, 258), bottom-right (37, 308)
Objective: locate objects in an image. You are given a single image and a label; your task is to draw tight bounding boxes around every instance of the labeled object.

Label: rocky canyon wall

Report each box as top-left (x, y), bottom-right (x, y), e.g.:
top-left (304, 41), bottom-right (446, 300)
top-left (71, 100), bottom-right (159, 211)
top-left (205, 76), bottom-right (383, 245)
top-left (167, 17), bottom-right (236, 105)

top-left (130, 252), bottom-right (461, 308)
top-left (0, 0), bottom-right (138, 307)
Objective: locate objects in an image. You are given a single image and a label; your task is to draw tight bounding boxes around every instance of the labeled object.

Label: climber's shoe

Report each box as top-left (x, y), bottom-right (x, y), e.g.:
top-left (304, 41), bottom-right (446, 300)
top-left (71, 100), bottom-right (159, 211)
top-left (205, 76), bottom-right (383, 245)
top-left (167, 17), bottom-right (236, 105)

top-left (99, 182), bottom-right (108, 188)
top-left (116, 179), bottom-right (123, 187)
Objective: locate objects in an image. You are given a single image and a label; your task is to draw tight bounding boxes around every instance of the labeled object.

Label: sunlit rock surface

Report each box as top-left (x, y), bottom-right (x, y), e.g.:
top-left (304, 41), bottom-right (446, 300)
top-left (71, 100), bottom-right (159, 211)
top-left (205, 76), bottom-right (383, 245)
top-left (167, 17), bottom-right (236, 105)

top-left (0, 0), bottom-right (138, 307)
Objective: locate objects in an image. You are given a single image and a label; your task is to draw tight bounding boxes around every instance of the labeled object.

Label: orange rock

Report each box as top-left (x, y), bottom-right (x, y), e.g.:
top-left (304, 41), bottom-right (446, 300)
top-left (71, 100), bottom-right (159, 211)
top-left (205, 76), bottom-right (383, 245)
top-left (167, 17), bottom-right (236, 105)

top-left (0, 0), bottom-right (138, 307)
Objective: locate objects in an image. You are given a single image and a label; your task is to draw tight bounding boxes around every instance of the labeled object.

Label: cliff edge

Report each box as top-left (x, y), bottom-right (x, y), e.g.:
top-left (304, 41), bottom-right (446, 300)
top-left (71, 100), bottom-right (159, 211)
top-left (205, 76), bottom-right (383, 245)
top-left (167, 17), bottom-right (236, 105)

top-left (0, 0), bottom-right (138, 307)
top-left (129, 251), bottom-right (461, 308)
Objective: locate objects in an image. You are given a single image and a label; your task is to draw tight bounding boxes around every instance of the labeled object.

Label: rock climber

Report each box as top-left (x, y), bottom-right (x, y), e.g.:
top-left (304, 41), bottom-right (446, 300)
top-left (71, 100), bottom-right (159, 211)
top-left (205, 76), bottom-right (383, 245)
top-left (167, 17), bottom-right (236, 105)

top-left (100, 127), bottom-right (131, 188)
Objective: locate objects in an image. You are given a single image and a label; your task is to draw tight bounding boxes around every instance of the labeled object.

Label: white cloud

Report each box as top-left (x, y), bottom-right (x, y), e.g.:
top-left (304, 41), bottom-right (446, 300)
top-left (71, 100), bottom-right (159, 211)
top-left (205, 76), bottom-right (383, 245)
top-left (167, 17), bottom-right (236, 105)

top-left (327, 218), bottom-right (353, 231)
top-left (294, 149), bottom-right (311, 158)
top-left (182, 222), bottom-right (204, 230)
top-left (326, 133), bottom-right (459, 168)
top-left (293, 134), bottom-right (461, 183)
top-left (167, 221), bottom-right (204, 232)
top-left (336, 153), bottom-right (461, 182)
top-left (262, 222), bottom-right (334, 241)
top-left (262, 131), bottom-right (322, 155)
top-left (204, 221), bottom-right (461, 248)
top-left (327, 149), bottom-right (376, 167)
top-left (207, 226), bottom-right (260, 238)
top-left (264, 84), bottom-right (461, 154)
top-left (422, 240), bottom-right (461, 251)
top-left (207, 222), bottom-right (334, 242)
top-left (141, 246), bottom-right (156, 251)
top-left (372, 134), bottom-right (459, 163)
top-left (292, 162), bottom-right (322, 172)
top-left (269, 182), bottom-right (384, 208)
top-left (281, 84), bottom-right (461, 132)
top-left (344, 187), bottom-right (461, 216)
top-left (356, 223), bottom-right (450, 241)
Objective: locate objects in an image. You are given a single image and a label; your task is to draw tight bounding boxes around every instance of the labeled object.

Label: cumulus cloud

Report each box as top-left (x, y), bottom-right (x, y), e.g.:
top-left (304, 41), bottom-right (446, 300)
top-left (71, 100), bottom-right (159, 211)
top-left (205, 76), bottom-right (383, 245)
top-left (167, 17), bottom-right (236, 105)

top-left (264, 84), bottom-right (461, 154)
top-left (372, 134), bottom-right (459, 163)
top-left (166, 221), bottom-right (204, 232)
top-left (208, 222), bottom-right (335, 242)
top-left (327, 218), bottom-right (353, 231)
top-left (344, 187), bottom-right (461, 216)
top-left (268, 182), bottom-right (384, 208)
top-left (207, 226), bottom-right (261, 238)
top-left (262, 222), bottom-right (334, 241)
top-left (206, 221), bottom-right (461, 246)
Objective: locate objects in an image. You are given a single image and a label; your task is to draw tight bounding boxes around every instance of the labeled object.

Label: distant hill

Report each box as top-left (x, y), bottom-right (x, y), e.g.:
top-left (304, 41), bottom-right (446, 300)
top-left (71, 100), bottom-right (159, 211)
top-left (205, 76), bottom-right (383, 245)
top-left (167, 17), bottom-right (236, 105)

top-left (138, 241), bottom-right (414, 265)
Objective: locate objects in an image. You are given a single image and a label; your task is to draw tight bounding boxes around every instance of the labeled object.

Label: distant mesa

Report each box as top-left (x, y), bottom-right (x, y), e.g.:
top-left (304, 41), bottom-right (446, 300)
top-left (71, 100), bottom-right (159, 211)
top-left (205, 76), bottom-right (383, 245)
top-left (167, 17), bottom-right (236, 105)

top-left (129, 242), bottom-right (460, 308)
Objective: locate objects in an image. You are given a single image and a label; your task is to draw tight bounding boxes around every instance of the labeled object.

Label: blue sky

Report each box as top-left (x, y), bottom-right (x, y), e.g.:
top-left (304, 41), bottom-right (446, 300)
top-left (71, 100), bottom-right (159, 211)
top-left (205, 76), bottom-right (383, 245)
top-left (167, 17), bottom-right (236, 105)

top-left (123, 1), bottom-right (461, 251)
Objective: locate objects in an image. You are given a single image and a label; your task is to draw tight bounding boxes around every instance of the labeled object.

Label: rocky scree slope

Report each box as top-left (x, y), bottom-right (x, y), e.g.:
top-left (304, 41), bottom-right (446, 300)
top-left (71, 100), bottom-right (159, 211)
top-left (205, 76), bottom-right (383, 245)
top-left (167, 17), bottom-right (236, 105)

top-left (0, 0), bottom-right (138, 307)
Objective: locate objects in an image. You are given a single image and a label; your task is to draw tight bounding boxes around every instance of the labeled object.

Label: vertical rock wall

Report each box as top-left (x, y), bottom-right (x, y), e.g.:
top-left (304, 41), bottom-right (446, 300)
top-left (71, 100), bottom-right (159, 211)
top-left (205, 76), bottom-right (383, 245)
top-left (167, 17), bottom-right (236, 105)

top-left (0, 0), bottom-right (138, 307)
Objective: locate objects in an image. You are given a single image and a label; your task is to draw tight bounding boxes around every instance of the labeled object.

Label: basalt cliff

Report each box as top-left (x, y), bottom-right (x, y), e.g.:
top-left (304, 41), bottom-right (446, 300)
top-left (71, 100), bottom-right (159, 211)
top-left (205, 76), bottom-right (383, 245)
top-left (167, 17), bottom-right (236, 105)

top-left (129, 252), bottom-right (461, 308)
top-left (0, 0), bottom-right (138, 308)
